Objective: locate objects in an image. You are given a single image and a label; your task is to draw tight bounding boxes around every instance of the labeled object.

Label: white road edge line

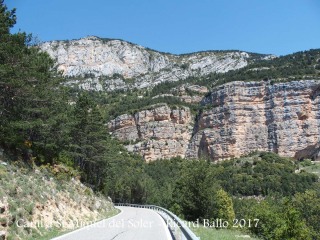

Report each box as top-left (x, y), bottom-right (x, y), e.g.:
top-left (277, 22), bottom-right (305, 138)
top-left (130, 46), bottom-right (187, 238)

top-left (52, 207), bottom-right (124, 240)
top-left (155, 211), bottom-right (173, 240)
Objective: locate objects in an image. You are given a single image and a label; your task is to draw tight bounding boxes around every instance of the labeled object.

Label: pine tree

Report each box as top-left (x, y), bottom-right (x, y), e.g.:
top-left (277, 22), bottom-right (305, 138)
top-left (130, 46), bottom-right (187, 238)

top-left (0, 1), bottom-right (68, 163)
top-left (68, 93), bottom-right (109, 189)
top-left (172, 160), bottom-right (218, 220)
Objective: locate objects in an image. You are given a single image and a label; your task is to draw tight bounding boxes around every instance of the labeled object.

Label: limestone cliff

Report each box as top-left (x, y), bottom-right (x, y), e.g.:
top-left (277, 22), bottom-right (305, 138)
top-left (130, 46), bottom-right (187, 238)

top-left (108, 104), bottom-right (193, 161)
top-left (42, 36), bottom-right (320, 162)
top-left (108, 80), bottom-right (320, 162)
top-left (187, 80), bottom-right (320, 161)
top-left (40, 36), bottom-right (268, 91)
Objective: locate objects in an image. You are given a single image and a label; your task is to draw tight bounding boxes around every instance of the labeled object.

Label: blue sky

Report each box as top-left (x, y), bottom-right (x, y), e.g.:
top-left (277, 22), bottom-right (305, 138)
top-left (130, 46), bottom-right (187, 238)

top-left (7, 0), bottom-right (320, 55)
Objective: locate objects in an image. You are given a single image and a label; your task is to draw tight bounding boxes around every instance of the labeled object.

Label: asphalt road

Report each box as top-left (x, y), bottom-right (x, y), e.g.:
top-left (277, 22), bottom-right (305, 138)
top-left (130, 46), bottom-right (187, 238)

top-left (52, 206), bottom-right (173, 240)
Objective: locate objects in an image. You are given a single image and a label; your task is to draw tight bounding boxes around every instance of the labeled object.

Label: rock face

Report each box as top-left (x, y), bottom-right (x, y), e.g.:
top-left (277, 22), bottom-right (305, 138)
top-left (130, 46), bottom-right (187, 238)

top-left (42, 36), bottom-right (320, 161)
top-left (0, 198), bottom-right (8, 240)
top-left (187, 80), bottom-right (320, 161)
top-left (108, 104), bottom-right (193, 161)
top-left (40, 36), bottom-right (268, 91)
top-left (109, 80), bottom-right (320, 162)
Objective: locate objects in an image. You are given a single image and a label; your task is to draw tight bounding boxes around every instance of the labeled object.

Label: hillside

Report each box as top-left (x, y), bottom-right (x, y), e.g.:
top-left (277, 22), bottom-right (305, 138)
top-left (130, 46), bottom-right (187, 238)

top-left (38, 35), bottom-right (320, 162)
top-left (39, 36), bottom-right (271, 91)
top-left (1, 2), bottom-right (320, 239)
top-left (37, 37), bottom-right (320, 162)
top-left (0, 155), bottom-right (117, 240)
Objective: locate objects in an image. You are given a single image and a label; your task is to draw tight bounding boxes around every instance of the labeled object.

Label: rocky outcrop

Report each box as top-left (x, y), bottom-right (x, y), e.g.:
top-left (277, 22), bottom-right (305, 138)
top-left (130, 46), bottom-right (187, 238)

top-left (41, 36), bottom-right (169, 79)
top-left (108, 80), bottom-right (320, 162)
top-left (0, 231), bottom-right (5, 240)
top-left (40, 36), bottom-right (269, 91)
top-left (52, 36), bottom-right (320, 162)
top-left (108, 104), bottom-right (193, 161)
top-left (0, 198), bottom-right (8, 240)
top-left (187, 80), bottom-right (320, 161)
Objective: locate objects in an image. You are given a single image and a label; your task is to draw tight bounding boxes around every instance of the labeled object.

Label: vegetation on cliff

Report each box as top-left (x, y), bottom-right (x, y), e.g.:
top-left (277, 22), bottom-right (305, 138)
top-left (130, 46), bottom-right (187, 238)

top-left (1, 1), bottom-right (319, 240)
top-left (147, 48), bottom-right (320, 94)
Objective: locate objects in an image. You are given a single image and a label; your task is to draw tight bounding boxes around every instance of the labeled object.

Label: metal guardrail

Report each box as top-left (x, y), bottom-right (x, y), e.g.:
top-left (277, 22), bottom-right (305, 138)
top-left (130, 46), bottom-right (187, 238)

top-left (114, 203), bottom-right (199, 240)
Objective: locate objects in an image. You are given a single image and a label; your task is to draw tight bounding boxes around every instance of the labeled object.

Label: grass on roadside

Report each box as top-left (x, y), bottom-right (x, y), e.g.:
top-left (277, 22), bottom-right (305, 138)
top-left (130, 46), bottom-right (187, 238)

top-left (0, 158), bottom-right (118, 240)
top-left (28, 208), bottom-right (120, 240)
top-left (190, 224), bottom-right (260, 240)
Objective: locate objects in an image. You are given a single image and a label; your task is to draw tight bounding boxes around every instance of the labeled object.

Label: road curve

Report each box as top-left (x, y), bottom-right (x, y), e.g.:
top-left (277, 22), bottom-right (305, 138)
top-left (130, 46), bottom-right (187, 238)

top-left (52, 206), bottom-right (172, 240)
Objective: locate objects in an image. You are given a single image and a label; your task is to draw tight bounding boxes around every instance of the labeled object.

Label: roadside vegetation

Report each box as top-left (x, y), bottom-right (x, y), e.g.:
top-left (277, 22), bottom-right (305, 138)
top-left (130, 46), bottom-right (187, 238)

top-left (190, 225), bottom-right (260, 240)
top-left (0, 157), bottom-right (117, 240)
top-left (142, 153), bottom-right (319, 240)
top-left (1, 1), bottom-right (319, 240)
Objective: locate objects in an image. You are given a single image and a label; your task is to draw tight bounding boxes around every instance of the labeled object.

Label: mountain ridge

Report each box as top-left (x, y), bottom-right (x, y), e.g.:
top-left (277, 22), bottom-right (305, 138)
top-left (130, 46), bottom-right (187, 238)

top-left (38, 36), bottom-right (320, 162)
top-left (39, 36), bottom-right (274, 91)
top-left (41, 35), bottom-right (275, 57)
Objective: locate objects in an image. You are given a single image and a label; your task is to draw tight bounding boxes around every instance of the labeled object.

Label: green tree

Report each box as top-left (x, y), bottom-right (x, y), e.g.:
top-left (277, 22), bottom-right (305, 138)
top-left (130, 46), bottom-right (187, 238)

top-left (281, 202), bottom-right (311, 240)
top-left (244, 198), bottom-right (312, 240)
top-left (212, 189), bottom-right (235, 227)
top-left (68, 93), bottom-right (109, 189)
top-left (292, 190), bottom-right (320, 239)
top-left (0, 1), bottom-right (67, 164)
top-left (173, 160), bottom-right (219, 220)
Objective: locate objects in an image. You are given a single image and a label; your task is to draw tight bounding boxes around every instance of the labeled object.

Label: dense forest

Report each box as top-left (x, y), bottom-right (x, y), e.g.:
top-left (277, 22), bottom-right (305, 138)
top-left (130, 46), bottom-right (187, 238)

top-left (0, 1), bottom-right (319, 240)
